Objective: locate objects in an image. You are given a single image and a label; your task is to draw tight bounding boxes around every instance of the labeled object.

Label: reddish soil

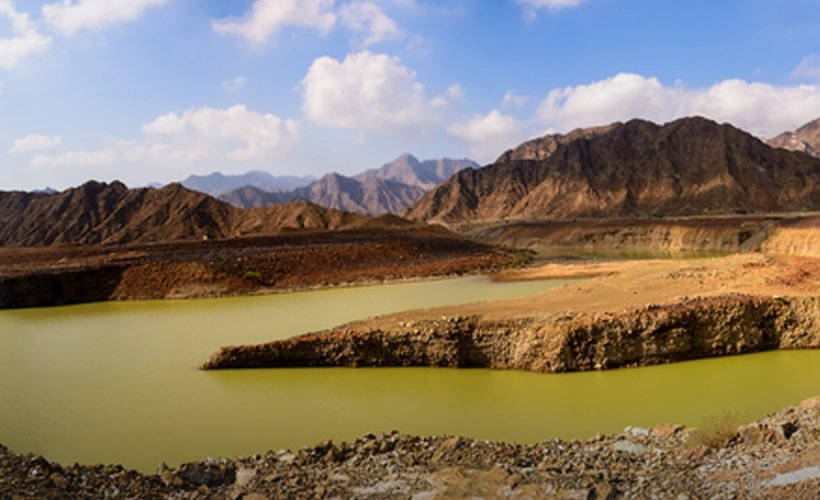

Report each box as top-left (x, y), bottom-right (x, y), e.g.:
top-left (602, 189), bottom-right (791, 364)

top-left (0, 226), bottom-right (512, 308)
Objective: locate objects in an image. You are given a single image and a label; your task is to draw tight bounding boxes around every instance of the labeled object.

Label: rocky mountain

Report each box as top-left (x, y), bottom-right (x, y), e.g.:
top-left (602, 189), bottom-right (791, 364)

top-left (353, 154), bottom-right (478, 190)
top-left (220, 154), bottom-right (476, 215)
top-left (0, 182), bottom-right (372, 247)
top-left (768, 118), bottom-right (820, 158)
top-left (407, 117), bottom-right (820, 223)
top-left (181, 171), bottom-right (314, 197)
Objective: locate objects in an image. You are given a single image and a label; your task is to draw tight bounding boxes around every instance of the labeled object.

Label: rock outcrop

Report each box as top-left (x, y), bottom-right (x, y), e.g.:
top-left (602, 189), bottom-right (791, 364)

top-left (203, 295), bottom-right (820, 372)
top-left (407, 117), bottom-right (820, 223)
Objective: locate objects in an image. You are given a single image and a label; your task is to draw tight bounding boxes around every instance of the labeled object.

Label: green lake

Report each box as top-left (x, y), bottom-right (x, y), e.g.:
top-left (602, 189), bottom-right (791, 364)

top-left (1, 276), bottom-right (818, 473)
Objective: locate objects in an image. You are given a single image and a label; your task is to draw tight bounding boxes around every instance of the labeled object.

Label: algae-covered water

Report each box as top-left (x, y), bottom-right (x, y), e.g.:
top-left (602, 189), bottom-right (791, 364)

top-left (1, 275), bottom-right (818, 473)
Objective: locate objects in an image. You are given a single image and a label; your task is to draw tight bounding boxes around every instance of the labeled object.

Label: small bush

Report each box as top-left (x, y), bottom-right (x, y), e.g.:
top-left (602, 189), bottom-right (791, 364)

top-left (510, 249), bottom-right (536, 268)
top-left (688, 410), bottom-right (741, 449)
top-left (243, 270), bottom-right (262, 281)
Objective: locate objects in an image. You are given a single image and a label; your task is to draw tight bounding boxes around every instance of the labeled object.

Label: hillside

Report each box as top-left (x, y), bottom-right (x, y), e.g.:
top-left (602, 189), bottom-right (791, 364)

top-left (220, 154), bottom-right (475, 215)
top-left (407, 117), bottom-right (820, 223)
top-left (768, 118), bottom-right (820, 158)
top-left (0, 182), bottom-right (373, 247)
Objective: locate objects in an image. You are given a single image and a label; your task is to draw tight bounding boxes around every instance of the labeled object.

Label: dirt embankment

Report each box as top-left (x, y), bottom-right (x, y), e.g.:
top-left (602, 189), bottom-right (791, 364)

top-left (202, 254), bottom-right (820, 372)
top-left (463, 215), bottom-right (820, 258)
top-left (0, 227), bottom-right (511, 309)
top-left (203, 294), bottom-right (820, 372)
top-left (2, 397), bottom-right (818, 498)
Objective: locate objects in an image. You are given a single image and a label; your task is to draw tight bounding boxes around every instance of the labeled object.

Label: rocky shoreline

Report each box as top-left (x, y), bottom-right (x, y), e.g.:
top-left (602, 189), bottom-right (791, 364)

top-left (203, 294), bottom-right (820, 372)
top-left (2, 397), bottom-right (818, 498)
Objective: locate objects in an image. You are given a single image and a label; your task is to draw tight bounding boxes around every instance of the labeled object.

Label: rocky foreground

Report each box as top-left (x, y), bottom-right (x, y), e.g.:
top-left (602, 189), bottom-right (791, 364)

top-left (2, 397), bottom-right (818, 499)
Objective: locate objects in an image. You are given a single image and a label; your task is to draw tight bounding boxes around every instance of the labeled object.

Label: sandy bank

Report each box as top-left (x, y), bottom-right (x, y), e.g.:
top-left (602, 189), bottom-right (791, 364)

top-left (203, 254), bottom-right (820, 372)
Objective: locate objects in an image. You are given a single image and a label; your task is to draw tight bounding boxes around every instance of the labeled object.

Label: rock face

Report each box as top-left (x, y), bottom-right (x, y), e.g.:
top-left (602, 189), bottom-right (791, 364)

top-left (202, 295), bottom-right (820, 372)
top-left (2, 398), bottom-right (818, 498)
top-left (0, 181), bottom-right (376, 247)
top-left (769, 118), bottom-right (820, 158)
top-left (407, 117), bottom-right (820, 223)
top-left (180, 171), bottom-right (313, 196)
top-left (220, 154), bottom-right (477, 215)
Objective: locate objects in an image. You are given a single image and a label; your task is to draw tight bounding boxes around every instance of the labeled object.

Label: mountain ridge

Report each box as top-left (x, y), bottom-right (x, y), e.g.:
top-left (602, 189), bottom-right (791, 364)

top-left (407, 116), bottom-right (820, 223)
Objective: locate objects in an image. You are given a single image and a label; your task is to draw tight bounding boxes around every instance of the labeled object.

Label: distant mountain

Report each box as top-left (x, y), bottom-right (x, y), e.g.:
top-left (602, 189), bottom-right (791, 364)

top-left (180, 171), bottom-right (314, 197)
top-left (407, 117), bottom-right (820, 223)
top-left (768, 118), bottom-right (820, 158)
top-left (353, 154), bottom-right (478, 190)
top-left (220, 154), bottom-right (476, 215)
top-left (0, 181), bottom-right (374, 247)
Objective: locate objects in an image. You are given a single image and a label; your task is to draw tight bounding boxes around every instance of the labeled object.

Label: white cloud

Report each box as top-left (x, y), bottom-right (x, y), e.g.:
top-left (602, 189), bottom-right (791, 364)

top-left (516, 0), bottom-right (583, 20)
top-left (448, 109), bottom-right (523, 162)
top-left (0, 0), bottom-right (52, 68)
top-left (31, 105), bottom-right (300, 172)
top-left (212, 0), bottom-right (336, 46)
top-left (430, 84), bottom-right (463, 107)
top-left (302, 50), bottom-right (437, 136)
top-left (792, 55), bottom-right (820, 81)
top-left (142, 105), bottom-right (301, 161)
top-left (32, 149), bottom-right (115, 168)
top-left (222, 76), bottom-right (248, 92)
top-left (339, 1), bottom-right (401, 47)
top-left (10, 134), bottom-right (62, 153)
top-left (536, 72), bottom-right (820, 137)
top-left (42, 0), bottom-right (170, 36)
top-left (502, 90), bottom-right (529, 109)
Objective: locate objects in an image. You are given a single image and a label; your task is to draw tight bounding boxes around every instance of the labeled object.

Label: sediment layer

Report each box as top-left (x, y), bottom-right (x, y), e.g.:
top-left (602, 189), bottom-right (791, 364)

top-left (202, 294), bottom-right (820, 372)
top-left (2, 397), bottom-right (818, 498)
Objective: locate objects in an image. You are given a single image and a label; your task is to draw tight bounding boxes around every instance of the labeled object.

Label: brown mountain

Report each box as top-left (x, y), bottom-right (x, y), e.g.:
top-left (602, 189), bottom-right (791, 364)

top-left (220, 154), bottom-right (476, 215)
top-left (407, 117), bottom-right (820, 223)
top-left (768, 118), bottom-right (820, 158)
top-left (0, 182), bottom-right (372, 247)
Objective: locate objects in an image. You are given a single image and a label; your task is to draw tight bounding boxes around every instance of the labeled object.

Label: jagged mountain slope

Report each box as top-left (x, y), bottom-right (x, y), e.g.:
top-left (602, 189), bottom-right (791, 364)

top-left (407, 117), bottom-right (820, 223)
top-left (0, 182), bottom-right (372, 247)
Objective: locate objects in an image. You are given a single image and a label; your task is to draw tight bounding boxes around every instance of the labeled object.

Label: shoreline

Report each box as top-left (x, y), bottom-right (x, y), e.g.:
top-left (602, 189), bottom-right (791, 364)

top-left (3, 396), bottom-right (817, 498)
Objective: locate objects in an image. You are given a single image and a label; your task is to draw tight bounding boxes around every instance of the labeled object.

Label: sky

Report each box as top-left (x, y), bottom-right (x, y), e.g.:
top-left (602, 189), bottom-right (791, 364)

top-left (1, 0), bottom-right (819, 190)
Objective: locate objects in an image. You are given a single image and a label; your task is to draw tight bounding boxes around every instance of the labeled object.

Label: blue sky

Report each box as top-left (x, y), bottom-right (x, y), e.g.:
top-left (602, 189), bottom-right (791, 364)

top-left (1, 0), bottom-right (819, 190)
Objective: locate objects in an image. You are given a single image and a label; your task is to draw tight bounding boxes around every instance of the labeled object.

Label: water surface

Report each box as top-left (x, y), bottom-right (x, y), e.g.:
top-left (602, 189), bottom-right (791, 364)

top-left (1, 276), bottom-right (818, 473)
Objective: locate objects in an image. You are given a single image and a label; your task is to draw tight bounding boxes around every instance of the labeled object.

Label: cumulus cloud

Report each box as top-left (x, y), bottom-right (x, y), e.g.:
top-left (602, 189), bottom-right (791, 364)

top-left (42, 0), bottom-right (170, 36)
top-left (222, 76), bottom-right (248, 92)
top-left (792, 55), bottom-right (820, 81)
top-left (536, 72), bottom-right (820, 137)
top-left (31, 149), bottom-right (115, 168)
top-left (10, 134), bottom-right (62, 153)
top-left (142, 105), bottom-right (301, 161)
top-left (339, 1), bottom-right (401, 46)
top-left (302, 50), bottom-right (438, 136)
top-left (448, 109), bottom-right (524, 162)
top-left (212, 0), bottom-right (336, 46)
top-left (31, 105), bottom-right (300, 172)
top-left (0, 0), bottom-right (52, 68)
top-left (430, 84), bottom-right (463, 107)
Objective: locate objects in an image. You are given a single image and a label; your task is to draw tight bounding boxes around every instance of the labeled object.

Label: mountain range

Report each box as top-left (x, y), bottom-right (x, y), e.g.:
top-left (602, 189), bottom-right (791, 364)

top-left (180, 171), bottom-right (315, 197)
top-left (219, 154), bottom-right (478, 216)
top-left (0, 181), bottom-right (374, 247)
top-left (407, 116), bottom-right (820, 223)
